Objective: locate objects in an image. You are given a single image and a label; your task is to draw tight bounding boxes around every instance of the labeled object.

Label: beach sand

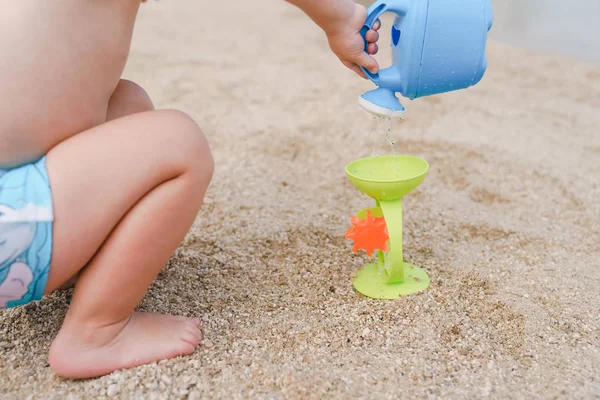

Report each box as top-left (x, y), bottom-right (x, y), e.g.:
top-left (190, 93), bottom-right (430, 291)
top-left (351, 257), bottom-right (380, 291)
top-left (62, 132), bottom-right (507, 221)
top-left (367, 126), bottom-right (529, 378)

top-left (1, 1), bottom-right (599, 399)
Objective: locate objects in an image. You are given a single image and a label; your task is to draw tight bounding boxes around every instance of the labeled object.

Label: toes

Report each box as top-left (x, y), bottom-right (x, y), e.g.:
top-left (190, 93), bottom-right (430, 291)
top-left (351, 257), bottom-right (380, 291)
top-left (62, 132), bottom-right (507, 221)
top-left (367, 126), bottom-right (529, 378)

top-left (176, 339), bottom-right (197, 356)
top-left (184, 323), bottom-right (202, 341)
top-left (178, 317), bottom-right (201, 327)
top-left (181, 320), bottom-right (202, 343)
top-left (180, 330), bottom-right (201, 348)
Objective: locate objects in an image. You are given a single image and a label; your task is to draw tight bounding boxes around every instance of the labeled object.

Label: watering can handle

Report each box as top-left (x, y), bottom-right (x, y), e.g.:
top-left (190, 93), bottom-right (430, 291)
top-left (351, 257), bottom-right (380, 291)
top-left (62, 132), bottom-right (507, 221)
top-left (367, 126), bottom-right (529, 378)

top-left (359, 0), bottom-right (409, 81)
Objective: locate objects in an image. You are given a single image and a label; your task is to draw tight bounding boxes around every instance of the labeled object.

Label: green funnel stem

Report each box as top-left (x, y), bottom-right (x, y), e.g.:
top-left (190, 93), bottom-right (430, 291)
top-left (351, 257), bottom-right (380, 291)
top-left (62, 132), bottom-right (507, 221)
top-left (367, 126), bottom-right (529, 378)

top-left (375, 201), bottom-right (385, 268)
top-left (377, 250), bottom-right (385, 268)
top-left (379, 199), bottom-right (404, 283)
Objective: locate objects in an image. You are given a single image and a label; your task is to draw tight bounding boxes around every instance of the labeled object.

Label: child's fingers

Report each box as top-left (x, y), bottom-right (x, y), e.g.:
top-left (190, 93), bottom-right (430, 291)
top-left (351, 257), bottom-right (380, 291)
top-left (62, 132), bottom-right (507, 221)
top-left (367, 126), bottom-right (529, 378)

top-left (365, 29), bottom-right (379, 44)
top-left (372, 19), bottom-right (382, 31)
top-left (368, 43), bottom-right (379, 55)
top-left (351, 65), bottom-right (367, 79)
top-left (353, 52), bottom-right (379, 74)
top-left (342, 60), bottom-right (367, 79)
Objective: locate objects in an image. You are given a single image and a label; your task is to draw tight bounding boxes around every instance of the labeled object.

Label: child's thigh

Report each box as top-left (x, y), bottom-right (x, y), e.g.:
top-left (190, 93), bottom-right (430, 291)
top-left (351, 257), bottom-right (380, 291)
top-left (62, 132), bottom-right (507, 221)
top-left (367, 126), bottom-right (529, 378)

top-left (107, 79), bottom-right (155, 121)
top-left (44, 109), bottom-right (213, 292)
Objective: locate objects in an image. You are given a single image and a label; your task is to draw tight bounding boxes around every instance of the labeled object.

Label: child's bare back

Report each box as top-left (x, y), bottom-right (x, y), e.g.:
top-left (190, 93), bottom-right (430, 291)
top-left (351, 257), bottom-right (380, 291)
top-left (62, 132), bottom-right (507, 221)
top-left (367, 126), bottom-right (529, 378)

top-left (0, 0), bottom-right (380, 379)
top-left (0, 0), bottom-right (139, 167)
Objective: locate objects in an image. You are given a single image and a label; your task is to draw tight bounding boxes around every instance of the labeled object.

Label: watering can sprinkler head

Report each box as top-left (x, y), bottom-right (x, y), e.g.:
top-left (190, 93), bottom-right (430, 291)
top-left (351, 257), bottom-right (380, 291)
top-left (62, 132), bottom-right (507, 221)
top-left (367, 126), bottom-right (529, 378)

top-left (357, 0), bottom-right (493, 119)
top-left (359, 88), bottom-right (406, 119)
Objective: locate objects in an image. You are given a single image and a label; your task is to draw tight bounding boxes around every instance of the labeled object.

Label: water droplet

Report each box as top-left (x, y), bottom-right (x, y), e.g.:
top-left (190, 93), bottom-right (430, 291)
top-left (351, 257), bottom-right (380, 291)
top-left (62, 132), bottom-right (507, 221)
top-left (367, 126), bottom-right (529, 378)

top-left (451, 70), bottom-right (455, 75)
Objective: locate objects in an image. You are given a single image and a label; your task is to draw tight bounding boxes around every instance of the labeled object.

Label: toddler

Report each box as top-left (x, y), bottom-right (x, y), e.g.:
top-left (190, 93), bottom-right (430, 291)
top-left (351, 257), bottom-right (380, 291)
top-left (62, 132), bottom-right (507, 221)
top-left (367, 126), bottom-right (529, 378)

top-left (0, 0), bottom-right (380, 378)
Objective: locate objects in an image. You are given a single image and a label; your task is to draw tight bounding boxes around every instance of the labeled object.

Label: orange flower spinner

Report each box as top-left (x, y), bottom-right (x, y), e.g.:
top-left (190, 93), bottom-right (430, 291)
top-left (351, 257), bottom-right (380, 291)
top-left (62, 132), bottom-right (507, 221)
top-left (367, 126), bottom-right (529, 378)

top-left (345, 210), bottom-right (389, 257)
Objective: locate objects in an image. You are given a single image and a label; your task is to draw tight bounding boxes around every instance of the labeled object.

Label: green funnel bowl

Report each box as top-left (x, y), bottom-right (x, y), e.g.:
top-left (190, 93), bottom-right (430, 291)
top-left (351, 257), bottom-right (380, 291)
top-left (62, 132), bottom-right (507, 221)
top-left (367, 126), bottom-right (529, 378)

top-left (345, 155), bottom-right (429, 201)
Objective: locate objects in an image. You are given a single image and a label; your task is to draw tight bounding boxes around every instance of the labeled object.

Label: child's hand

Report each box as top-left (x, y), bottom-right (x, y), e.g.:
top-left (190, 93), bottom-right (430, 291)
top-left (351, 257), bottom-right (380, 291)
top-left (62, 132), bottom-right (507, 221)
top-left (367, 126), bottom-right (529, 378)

top-left (325, 3), bottom-right (381, 79)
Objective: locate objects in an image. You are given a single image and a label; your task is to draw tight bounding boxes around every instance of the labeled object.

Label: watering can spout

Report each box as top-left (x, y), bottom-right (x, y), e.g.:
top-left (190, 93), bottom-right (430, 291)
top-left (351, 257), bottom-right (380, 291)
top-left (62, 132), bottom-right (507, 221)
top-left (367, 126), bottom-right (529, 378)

top-left (358, 67), bottom-right (405, 119)
top-left (376, 65), bottom-right (402, 88)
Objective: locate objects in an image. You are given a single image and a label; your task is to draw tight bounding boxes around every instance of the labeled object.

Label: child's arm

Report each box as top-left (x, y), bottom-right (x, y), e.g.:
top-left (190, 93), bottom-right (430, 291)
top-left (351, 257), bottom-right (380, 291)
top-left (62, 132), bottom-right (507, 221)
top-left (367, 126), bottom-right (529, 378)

top-left (286, 0), bottom-right (381, 78)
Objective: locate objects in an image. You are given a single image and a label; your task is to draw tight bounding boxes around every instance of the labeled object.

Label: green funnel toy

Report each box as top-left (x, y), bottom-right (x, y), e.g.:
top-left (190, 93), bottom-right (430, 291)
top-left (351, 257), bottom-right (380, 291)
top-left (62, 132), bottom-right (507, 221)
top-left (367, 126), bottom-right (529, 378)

top-left (345, 155), bottom-right (430, 299)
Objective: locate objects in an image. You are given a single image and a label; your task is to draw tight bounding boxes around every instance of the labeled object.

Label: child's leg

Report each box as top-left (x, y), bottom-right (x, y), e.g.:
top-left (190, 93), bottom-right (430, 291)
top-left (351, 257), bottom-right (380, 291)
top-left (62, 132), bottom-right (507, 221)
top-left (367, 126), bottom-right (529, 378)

top-left (106, 79), bottom-right (155, 121)
top-left (43, 109), bottom-right (214, 379)
top-left (57, 79), bottom-right (155, 291)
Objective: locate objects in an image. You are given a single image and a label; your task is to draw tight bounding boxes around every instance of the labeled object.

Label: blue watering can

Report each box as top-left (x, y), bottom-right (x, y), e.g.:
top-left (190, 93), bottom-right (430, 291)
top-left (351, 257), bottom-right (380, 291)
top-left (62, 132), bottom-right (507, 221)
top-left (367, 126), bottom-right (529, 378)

top-left (358, 0), bottom-right (493, 118)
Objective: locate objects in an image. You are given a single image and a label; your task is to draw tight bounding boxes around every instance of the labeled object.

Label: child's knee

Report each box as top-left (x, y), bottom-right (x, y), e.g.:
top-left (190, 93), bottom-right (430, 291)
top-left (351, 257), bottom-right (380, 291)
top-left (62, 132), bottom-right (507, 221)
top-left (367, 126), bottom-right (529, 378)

top-left (161, 110), bottom-right (214, 188)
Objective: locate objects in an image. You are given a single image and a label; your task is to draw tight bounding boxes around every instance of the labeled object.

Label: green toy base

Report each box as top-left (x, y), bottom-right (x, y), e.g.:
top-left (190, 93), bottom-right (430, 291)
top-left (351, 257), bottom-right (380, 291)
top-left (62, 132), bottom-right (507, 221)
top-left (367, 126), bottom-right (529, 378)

top-left (353, 262), bottom-right (430, 300)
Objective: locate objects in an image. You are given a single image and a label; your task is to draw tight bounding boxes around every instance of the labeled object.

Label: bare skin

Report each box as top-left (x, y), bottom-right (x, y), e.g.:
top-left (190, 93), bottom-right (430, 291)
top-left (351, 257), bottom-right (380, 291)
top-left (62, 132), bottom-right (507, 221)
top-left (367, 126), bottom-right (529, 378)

top-left (0, 0), bottom-right (379, 379)
top-left (1, 0), bottom-right (211, 379)
top-left (0, 0), bottom-right (142, 168)
top-left (286, 0), bottom-right (382, 77)
top-left (46, 107), bottom-right (212, 378)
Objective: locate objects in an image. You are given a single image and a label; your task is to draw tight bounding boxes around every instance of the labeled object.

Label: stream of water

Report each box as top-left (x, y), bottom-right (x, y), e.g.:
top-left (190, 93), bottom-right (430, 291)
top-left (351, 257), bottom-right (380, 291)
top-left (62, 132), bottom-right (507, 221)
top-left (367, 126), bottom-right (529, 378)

top-left (370, 115), bottom-right (402, 174)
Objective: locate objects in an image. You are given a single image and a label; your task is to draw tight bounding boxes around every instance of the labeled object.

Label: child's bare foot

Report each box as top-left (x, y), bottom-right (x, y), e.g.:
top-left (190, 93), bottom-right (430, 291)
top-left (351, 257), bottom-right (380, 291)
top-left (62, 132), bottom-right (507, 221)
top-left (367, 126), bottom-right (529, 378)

top-left (48, 312), bottom-right (202, 379)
